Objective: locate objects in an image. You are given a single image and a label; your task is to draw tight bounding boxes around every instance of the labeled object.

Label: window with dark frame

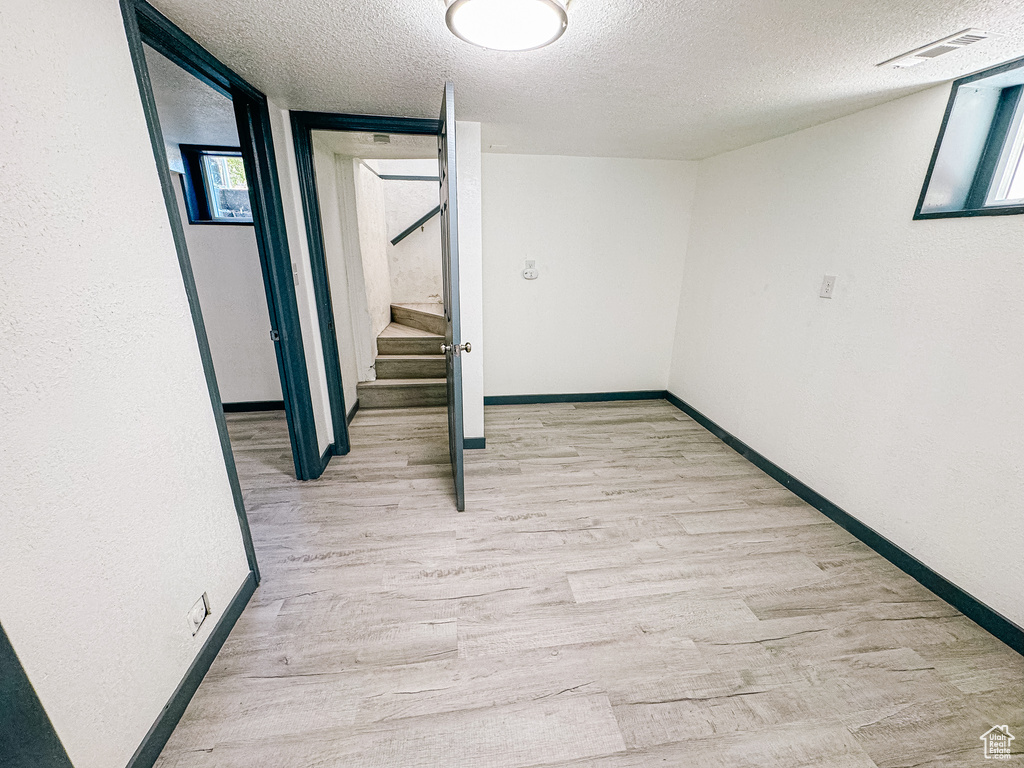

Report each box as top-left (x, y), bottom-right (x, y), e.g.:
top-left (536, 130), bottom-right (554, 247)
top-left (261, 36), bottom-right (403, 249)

top-left (179, 144), bottom-right (254, 224)
top-left (916, 55), bottom-right (1024, 219)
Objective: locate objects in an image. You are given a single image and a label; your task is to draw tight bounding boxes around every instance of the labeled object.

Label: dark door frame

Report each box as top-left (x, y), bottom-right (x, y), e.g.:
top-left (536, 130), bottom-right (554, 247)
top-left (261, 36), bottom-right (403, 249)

top-left (121, 0), bottom-right (330, 579)
top-left (121, 1), bottom-right (327, 484)
top-left (289, 111), bottom-right (441, 455)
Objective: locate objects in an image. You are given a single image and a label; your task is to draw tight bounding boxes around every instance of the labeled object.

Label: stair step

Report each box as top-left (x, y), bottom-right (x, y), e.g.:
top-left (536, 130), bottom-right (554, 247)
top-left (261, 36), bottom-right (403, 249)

top-left (391, 303), bottom-right (445, 336)
top-left (377, 323), bottom-right (444, 356)
top-left (357, 378), bottom-right (447, 409)
top-left (375, 354), bottom-right (446, 379)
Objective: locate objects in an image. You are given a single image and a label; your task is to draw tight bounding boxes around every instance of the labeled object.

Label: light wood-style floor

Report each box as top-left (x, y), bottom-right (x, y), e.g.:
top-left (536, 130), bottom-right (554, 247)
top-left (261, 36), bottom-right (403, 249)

top-left (156, 401), bottom-right (1022, 767)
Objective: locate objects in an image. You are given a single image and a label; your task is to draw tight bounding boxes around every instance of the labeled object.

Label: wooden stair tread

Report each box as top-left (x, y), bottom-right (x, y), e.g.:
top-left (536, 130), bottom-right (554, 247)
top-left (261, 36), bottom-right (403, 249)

top-left (375, 354), bottom-right (445, 361)
top-left (369, 308), bottom-right (447, 407)
top-left (378, 322), bottom-right (442, 340)
top-left (390, 304), bottom-right (446, 335)
top-left (391, 303), bottom-right (443, 317)
top-left (358, 378), bottom-right (446, 388)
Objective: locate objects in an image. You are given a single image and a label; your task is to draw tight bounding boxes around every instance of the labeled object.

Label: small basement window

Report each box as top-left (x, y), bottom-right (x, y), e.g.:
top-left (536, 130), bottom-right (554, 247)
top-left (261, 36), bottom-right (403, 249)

top-left (179, 144), bottom-right (253, 224)
top-left (916, 55), bottom-right (1024, 219)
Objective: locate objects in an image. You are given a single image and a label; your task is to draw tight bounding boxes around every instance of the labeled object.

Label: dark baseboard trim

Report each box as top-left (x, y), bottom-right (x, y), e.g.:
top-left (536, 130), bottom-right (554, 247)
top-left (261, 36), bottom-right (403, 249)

top-left (664, 391), bottom-right (1024, 656)
top-left (484, 390), bottom-right (666, 406)
top-left (222, 400), bottom-right (285, 413)
top-left (464, 437), bottom-right (486, 450)
top-left (347, 400), bottom-right (360, 425)
top-left (126, 571), bottom-right (257, 767)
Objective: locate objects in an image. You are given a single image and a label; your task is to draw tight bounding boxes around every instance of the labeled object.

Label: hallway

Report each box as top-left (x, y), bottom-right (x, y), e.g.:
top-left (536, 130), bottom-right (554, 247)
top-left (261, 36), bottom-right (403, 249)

top-left (156, 402), bottom-right (1022, 766)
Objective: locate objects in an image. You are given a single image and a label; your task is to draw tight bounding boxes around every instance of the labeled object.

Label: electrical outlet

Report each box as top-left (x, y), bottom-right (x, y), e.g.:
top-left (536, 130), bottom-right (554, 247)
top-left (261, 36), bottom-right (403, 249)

top-left (523, 259), bottom-right (539, 280)
top-left (187, 593), bottom-right (210, 636)
top-left (820, 275), bottom-right (836, 299)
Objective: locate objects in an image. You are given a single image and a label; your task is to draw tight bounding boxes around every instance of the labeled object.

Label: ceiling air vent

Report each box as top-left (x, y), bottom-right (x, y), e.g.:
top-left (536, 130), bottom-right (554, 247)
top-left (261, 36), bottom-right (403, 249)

top-left (879, 28), bottom-right (997, 68)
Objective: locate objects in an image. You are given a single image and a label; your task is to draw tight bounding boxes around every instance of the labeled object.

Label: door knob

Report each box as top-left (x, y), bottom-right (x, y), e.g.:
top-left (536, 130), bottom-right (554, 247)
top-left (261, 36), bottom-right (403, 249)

top-left (441, 342), bottom-right (472, 356)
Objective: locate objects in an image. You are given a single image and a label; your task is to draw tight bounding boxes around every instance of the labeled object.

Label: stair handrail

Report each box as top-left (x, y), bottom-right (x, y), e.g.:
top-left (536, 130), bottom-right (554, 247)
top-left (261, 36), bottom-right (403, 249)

top-left (390, 205), bottom-right (441, 246)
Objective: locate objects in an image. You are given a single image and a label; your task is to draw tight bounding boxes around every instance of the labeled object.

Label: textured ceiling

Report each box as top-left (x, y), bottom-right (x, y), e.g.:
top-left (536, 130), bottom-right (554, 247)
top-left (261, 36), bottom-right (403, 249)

top-left (145, 44), bottom-right (239, 152)
top-left (149, 0), bottom-right (1024, 159)
top-left (312, 130), bottom-right (438, 160)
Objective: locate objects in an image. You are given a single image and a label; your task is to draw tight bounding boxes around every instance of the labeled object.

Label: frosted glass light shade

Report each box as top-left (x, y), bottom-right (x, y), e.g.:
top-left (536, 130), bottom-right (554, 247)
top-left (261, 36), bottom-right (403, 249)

top-left (446, 0), bottom-right (568, 51)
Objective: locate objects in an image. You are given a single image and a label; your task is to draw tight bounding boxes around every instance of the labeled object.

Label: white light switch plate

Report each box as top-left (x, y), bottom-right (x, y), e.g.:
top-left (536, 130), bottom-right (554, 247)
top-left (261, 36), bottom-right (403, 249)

top-left (820, 275), bottom-right (836, 298)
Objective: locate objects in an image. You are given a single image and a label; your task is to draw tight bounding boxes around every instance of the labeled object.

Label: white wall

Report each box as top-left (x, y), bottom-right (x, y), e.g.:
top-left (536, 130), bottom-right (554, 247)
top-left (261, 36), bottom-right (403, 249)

top-left (172, 178), bottom-right (282, 403)
top-left (312, 145), bottom-right (361, 410)
top-left (0, 1), bottom-right (252, 766)
top-left (457, 122), bottom-right (485, 441)
top-left (355, 163), bottom-right (393, 340)
top-left (669, 85), bottom-right (1024, 627)
top-left (383, 176), bottom-right (444, 306)
top-left (481, 153), bottom-right (697, 397)
top-left (268, 102), bottom-right (335, 454)
top-left (147, 44), bottom-right (281, 405)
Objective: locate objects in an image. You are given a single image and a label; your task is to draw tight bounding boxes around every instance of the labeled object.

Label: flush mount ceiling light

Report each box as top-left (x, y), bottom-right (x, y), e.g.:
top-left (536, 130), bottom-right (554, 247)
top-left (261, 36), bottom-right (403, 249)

top-left (446, 0), bottom-right (568, 51)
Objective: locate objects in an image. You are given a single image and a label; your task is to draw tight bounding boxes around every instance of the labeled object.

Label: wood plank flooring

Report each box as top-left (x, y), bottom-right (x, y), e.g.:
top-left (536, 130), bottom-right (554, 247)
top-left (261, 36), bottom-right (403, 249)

top-left (155, 401), bottom-right (1022, 767)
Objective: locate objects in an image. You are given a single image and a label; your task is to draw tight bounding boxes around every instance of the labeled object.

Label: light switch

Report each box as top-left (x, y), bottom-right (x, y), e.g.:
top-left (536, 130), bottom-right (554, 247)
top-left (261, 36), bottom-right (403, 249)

top-left (820, 275), bottom-right (836, 298)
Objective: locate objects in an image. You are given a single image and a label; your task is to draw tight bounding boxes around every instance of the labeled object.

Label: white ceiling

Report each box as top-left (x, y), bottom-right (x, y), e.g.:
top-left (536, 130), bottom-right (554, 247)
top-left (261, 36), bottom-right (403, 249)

top-left (311, 130), bottom-right (438, 160)
top-left (144, 44), bottom-right (239, 153)
top-left (150, 0), bottom-right (1024, 160)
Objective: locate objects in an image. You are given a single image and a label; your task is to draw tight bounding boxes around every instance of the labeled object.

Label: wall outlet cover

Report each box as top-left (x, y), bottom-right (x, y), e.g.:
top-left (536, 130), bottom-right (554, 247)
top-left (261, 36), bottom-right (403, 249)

top-left (187, 593), bottom-right (210, 636)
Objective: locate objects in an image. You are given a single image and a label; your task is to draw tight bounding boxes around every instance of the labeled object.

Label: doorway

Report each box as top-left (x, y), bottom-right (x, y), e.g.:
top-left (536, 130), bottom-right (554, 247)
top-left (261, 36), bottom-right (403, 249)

top-left (121, 0), bottom-right (345, 594)
top-left (309, 131), bottom-right (445, 411)
top-left (145, 46), bottom-right (292, 425)
top-left (291, 96), bottom-right (468, 509)
top-left (122, 0), bottom-right (330, 490)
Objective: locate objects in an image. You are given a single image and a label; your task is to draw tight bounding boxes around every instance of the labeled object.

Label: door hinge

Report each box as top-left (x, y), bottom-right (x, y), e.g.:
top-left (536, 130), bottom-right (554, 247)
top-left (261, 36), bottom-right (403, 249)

top-left (270, 330), bottom-right (281, 342)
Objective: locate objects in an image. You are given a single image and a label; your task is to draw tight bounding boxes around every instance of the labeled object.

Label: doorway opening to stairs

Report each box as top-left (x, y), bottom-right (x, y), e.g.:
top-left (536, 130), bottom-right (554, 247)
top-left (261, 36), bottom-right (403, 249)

top-left (290, 93), bottom-right (469, 510)
top-left (304, 131), bottom-right (448, 412)
top-left (304, 131), bottom-right (448, 414)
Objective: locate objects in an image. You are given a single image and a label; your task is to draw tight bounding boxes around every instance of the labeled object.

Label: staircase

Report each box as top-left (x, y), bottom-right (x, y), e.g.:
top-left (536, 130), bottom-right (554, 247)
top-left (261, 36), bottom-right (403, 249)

top-left (357, 304), bottom-right (447, 409)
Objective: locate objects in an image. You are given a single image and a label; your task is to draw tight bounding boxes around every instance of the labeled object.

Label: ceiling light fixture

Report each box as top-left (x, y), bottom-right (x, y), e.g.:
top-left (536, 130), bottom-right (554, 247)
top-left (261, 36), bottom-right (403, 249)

top-left (446, 0), bottom-right (568, 52)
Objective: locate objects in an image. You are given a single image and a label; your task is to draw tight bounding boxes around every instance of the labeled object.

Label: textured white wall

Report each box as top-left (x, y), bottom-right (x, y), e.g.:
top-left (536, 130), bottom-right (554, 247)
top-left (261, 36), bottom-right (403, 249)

top-left (384, 177), bottom-right (443, 305)
top-left (147, 44), bottom-right (280, 405)
top-left (456, 122), bottom-right (485, 441)
top-left (0, 1), bottom-right (252, 766)
top-left (173, 180), bottom-right (282, 403)
top-left (669, 85), bottom-right (1024, 627)
top-left (355, 163), bottom-right (393, 340)
top-left (312, 145), bottom-right (361, 410)
top-left (481, 153), bottom-right (696, 396)
top-left (268, 101), bottom-right (335, 454)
